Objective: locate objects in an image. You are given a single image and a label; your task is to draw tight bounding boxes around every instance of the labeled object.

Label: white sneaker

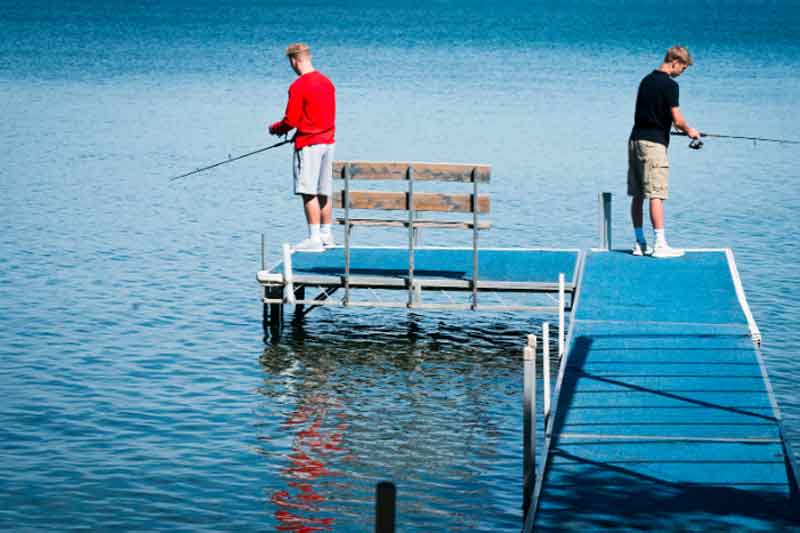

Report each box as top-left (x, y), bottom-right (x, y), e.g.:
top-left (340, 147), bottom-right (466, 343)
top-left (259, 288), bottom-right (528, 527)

top-left (652, 242), bottom-right (685, 258)
top-left (632, 241), bottom-right (653, 256)
top-left (293, 237), bottom-right (325, 252)
top-left (320, 233), bottom-right (336, 248)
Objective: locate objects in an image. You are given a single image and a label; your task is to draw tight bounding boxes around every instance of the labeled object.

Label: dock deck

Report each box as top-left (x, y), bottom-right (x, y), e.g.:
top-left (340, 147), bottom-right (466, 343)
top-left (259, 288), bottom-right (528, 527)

top-left (258, 246), bottom-right (580, 316)
top-left (528, 249), bottom-right (799, 530)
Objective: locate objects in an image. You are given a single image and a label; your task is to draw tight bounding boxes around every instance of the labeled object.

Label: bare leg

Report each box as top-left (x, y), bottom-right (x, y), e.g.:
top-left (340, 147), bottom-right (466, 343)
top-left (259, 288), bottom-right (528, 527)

top-left (649, 198), bottom-right (664, 230)
top-left (302, 194), bottom-right (321, 225)
top-left (318, 194), bottom-right (332, 225)
top-left (630, 195), bottom-right (645, 228)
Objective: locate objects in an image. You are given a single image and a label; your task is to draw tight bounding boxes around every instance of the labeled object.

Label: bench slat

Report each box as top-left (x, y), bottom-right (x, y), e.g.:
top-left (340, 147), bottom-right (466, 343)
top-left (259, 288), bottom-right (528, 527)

top-left (336, 218), bottom-right (492, 229)
top-left (333, 191), bottom-right (490, 213)
top-left (333, 161), bottom-right (490, 183)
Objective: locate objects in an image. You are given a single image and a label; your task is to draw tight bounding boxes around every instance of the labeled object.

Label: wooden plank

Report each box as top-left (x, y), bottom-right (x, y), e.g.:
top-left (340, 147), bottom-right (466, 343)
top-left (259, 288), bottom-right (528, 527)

top-left (335, 217), bottom-right (491, 229)
top-left (332, 161), bottom-right (490, 183)
top-left (332, 190), bottom-right (490, 213)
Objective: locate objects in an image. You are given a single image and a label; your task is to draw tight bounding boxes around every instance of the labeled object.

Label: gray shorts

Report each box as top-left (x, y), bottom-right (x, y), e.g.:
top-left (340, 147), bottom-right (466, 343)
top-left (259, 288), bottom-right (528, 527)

top-left (293, 143), bottom-right (335, 196)
top-left (628, 139), bottom-right (669, 200)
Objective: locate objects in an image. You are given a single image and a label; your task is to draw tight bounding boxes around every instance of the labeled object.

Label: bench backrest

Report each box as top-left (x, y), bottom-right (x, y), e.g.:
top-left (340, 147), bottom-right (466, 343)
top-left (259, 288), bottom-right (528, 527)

top-left (331, 161), bottom-right (491, 213)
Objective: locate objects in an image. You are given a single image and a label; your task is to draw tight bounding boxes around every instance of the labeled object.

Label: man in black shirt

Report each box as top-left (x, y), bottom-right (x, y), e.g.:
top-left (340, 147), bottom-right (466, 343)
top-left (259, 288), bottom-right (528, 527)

top-left (628, 45), bottom-right (700, 258)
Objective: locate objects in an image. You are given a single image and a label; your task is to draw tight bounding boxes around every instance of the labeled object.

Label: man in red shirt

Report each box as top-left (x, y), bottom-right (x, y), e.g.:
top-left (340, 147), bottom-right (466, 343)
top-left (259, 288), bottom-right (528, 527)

top-left (269, 43), bottom-right (336, 252)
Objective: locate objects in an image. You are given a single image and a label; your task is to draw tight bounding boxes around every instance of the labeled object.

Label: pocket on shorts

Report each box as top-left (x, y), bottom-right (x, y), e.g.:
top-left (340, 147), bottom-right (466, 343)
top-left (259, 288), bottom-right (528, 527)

top-left (645, 158), bottom-right (669, 197)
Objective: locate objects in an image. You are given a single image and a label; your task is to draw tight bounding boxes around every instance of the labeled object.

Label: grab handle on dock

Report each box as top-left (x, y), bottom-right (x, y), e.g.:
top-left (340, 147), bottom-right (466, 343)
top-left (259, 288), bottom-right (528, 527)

top-left (542, 322), bottom-right (551, 422)
top-left (523, 334), bottom-right (537, 517)
top-left (282, 243), bottom-right (295, 305)
top-left (599, 192), bottom-right (612, 250)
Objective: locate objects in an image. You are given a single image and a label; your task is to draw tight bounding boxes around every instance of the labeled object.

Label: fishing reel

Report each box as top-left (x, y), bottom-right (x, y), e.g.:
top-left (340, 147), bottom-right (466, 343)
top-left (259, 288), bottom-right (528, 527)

top-left (688, 138), bottom-right (704, 150)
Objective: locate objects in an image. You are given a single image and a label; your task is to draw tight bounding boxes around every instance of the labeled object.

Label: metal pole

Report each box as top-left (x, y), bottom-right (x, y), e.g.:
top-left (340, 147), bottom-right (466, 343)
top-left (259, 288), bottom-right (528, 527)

top-left (471, 168), bottom-right (479, 310)
top-left (543, 322), bottom-right (551, 422)
top-left (344, 163), bottom-right (352, 306)
top-left (407, 165), bottom-right (416, 308)
top-left (375, 481), bottom-right (396, 533)
top-left (261, 232), bottom-right (266, 271)
top-left (558, 273), bottom-right (565, 358)
top-left (599, 192), bottom-right (612, 250)
top-left (523, 334), bottom-right (537, 517)
top-left (282, 243), bottom-right (295, 305)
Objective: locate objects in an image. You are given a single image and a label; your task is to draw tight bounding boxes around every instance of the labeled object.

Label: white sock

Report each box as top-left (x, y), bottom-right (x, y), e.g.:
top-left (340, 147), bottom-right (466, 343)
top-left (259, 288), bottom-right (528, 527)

top-left (654, 228), bottom-right (666, 246)
top-left (308, 224), bottom-right (321, 240)
top-left (320, 223), bottom-right (332, 236)
top-left (634, 227), bottom-right (645, 243)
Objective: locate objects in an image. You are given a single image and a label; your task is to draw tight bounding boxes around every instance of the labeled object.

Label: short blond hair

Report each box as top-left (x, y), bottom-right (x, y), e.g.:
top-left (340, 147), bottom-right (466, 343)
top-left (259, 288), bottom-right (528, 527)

top-left (285, 43), bottom-right (311, 58)
top-left (664, 45), bottom-right (693, 66)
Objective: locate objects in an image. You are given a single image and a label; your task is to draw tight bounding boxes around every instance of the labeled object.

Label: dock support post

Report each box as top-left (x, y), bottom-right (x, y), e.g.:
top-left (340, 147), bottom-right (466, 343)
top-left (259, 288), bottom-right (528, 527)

top-left (375, 481), bottom-right (396, 533)
top-left (294, 285), bottom-right (305, 318)
top-left (599, 192), bottom-right (612, 250)
top-left (523, 334), bottom-right (537, 519)
top-left (264, 285), bottom-right (284, 340)
top-left (542, 322), bottom-right (551, 424)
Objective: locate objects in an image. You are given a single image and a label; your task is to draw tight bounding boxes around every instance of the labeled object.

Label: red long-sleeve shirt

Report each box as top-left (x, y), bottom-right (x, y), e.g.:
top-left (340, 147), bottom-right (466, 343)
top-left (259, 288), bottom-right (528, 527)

top-left (270, 70), bottom-right (336, 149)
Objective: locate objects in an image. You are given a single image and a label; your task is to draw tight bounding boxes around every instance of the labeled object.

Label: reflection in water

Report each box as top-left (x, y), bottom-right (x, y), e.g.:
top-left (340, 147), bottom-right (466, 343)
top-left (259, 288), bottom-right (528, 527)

top-left (257, 310), bottom-right (544, 531)
top-left (267, 390), bottom-right (350, 532)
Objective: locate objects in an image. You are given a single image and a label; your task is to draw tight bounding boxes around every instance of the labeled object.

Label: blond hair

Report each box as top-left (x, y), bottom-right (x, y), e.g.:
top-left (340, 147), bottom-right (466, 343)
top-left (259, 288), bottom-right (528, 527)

top-left (285, 43), bottom-right (311, 58)
top-left (664, 45), bottom-right (693, 66)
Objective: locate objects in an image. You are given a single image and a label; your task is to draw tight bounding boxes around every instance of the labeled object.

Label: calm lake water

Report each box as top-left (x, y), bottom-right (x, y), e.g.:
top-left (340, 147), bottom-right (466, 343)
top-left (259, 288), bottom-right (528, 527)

top-left (1, 1), bottom-right (798, 530)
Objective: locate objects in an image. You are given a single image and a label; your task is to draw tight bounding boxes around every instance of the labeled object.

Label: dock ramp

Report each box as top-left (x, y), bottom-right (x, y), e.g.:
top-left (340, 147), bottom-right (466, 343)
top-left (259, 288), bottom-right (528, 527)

top-left (527, 249), bottom-right (799, 530)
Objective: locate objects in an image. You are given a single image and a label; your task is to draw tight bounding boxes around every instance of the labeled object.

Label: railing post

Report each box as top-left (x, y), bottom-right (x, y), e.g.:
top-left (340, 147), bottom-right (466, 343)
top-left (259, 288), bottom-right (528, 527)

top-left (523, 334), bottom-right (537, 518)
top-left (344, 163), bottom-right (352, 306)
top-left (407, 165), bottom-right (416, 308)
top-left (471, 167), bottom-right (479, 310)
top-left (282, 243), bottom-right (295, 305)
top-left (599, 192), bottom-right (612, 250)
top-left (558, 273), bottom-right (565, 358)
top-left (375, 481), bottom-right (396, 533)
top-left (543, 322), bottom-right (551, 424)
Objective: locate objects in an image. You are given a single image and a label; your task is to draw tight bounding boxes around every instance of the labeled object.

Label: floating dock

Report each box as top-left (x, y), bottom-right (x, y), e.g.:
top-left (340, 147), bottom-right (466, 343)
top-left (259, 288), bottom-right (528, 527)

top-left (526, 249), bottom-right (799, 530)
top-left (258, 246), bottom-right (580, 332)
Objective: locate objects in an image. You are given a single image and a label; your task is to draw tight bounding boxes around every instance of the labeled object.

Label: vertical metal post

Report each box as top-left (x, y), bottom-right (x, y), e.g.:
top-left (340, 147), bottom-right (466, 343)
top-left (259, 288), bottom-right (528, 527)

top-left (261, 232), bottom-right (266, 271)
top-left (282, 243), bottom-right (295, 305)
top-left (407, 165), bottom-right (416, 308)
top-left (599, 192), bottom-right (612, 250)
top-left (543, 322), bottom-right (551, 423)
top-left (523, 334), bottom-right (537, 518)
top-left (558, 273), bottom-right (565, 358)
top-left (344, 163), bottom-right (352, 306)
top-left (375, 481), bottom-right (396, 533)
top-left (471, 167), bottom-right (479, 310)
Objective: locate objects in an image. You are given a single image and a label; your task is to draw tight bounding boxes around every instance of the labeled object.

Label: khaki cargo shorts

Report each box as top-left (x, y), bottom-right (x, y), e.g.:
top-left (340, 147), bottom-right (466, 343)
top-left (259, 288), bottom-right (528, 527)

top-left (628, 139), bottom-right (669, 200)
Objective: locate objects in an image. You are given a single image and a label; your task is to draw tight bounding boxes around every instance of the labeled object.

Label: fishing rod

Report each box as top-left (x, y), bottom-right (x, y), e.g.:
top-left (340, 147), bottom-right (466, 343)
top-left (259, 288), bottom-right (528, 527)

top-left (671, 130), bottom-right (800, 149)
top-left (169, 137), bottom-right (293, 181)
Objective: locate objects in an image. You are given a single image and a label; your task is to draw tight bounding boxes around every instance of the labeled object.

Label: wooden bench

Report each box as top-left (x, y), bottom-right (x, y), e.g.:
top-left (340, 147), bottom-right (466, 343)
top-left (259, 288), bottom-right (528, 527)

top-left (331, 161), bottom-right (491, 307)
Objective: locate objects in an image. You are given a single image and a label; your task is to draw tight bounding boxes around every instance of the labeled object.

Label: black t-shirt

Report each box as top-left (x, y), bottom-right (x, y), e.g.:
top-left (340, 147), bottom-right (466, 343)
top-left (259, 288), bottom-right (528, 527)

top-left (630, 70), bottom-right (679, 147)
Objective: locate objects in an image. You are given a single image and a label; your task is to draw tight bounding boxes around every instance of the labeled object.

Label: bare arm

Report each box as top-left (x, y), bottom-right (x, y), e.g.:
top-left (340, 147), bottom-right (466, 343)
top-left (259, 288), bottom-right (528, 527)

top-left (671, 107), bottom-right (700, 139)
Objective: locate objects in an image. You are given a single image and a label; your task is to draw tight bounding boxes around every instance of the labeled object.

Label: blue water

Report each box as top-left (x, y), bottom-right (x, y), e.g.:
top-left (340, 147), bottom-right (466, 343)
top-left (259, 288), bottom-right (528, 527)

top-left (1, 1), bottom-right (799, 530)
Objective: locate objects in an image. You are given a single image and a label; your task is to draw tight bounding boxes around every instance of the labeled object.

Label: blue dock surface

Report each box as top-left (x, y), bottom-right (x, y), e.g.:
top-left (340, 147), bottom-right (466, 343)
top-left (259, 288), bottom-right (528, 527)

top-left (531, 250), bottom-right (799, 530)
top-left (268, 247), bottom-right (580, 287)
